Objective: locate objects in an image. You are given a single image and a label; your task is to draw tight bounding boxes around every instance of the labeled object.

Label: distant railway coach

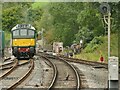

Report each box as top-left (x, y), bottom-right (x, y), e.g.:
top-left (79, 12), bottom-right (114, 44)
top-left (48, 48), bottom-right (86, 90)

top-left (11, 24), bottom-right (36, 59)
top-left (0, 30), bottom-right (5, 57)
top-left (53, 42), bottom-right (63, 54)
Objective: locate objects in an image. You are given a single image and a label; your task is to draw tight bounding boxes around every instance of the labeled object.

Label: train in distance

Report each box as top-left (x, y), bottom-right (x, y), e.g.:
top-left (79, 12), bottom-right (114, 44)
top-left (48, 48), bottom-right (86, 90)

top-left (11, 24), bottom-right (36, 59)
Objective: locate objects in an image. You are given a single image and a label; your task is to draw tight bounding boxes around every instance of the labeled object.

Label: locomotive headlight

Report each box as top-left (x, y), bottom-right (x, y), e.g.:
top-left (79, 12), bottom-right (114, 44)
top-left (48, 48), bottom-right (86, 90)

top-left (14, 39), bottom-right (17, 41)
top-left (18, 48), bottom-right (20, 51)
top-left (26, 48), bottom-right (30, 52)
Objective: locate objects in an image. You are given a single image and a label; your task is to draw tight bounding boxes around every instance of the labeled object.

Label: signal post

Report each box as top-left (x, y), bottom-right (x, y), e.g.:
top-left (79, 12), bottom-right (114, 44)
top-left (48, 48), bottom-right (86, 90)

top-left (100, 3), bottom-right (119, 89)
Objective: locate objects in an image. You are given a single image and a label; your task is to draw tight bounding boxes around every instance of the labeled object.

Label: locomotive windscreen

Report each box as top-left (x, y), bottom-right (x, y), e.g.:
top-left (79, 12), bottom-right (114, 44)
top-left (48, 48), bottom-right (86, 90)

top-left (13, 29), bottom-right (19, 37)
top-left (12, 29), bottom-right (35, 38)
top-left (20, 29), bottom-right (27, 36)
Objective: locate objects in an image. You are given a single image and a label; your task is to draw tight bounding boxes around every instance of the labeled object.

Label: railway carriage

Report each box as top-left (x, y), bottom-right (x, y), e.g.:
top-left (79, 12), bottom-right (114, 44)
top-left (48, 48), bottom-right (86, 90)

top-left (11, 24), bottom-right (36, 59)
top-left (0, 30), bottom-right (5, 57)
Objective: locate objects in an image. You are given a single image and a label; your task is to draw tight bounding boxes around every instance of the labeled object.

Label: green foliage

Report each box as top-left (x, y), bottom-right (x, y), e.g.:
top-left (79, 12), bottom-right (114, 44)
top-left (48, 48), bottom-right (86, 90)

top-left (76, 3), bottom-right (104, 44)
top-left (92, 37), bottom-right (103, 44)
top-left (76, 34), bottom-right (118, 62)
top-left (2, 2), bottom-right (43, 32)
top-left (49, 2), bottom-right (83, 46)
top-left (31, 2), bottom-right (49, 9)
top-left (2, 6), bottom-right (22, 32)
top-left (2, 2), bottom-right (120, 49)
top-left (84, 36), bottom-right (103, 53)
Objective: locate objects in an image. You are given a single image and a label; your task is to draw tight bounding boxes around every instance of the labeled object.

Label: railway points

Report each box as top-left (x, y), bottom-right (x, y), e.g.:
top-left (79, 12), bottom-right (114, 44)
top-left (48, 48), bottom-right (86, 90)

top-left (0, 49), bottom-right (119, 89)
top-left (1, 59), bottom-right (34, 90)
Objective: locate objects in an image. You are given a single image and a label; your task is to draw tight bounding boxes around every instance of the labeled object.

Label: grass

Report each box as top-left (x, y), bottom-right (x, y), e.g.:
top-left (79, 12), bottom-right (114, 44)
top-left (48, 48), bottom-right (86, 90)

top-left (75, 34), bottom-right (118, 63)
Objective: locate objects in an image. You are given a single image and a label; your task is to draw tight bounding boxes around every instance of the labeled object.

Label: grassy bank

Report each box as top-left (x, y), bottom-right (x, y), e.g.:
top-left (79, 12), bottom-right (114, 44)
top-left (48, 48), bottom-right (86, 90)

top-left (75, 34), bottom-right (118, 63)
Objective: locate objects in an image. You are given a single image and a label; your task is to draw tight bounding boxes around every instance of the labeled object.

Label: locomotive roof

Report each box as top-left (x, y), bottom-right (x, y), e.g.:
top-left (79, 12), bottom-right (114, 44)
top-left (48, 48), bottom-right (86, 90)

top-left (11, 24), bottom-right (35, 31)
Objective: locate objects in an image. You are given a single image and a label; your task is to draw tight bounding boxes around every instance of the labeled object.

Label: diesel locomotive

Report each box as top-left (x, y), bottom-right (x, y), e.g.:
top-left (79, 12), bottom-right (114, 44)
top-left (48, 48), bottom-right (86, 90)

top-left (11, 24), bottom-right (36, 59)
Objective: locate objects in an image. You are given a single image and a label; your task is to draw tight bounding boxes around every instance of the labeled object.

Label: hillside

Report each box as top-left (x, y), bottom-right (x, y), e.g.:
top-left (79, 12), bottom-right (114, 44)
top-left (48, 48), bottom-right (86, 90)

top-left (75, 34), bottom-right (118, 63)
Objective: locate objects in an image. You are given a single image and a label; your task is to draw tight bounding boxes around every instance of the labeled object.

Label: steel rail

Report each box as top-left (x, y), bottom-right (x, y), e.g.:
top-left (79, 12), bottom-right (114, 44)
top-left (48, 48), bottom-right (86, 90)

top-left (0, 66), bottom-right (13, 70)
top-left (3, 57), bottom-right (11, 62)
top-left (0, 60), bottom-right (30, 71)
top-left (44, 53), bottom-right (107, 68)
top-left (59, 57), bottom-right (80, 90)
top-left (7, 59), bottom-right (34, 90)
top-left (40, 55), bottom-right (57, 90)
top-left (60, 55), bottom-right (107, 68)
top-left (43, 53), bottom-right (81, 90)
top-left (0, 59), bottom-right (18, 80)
top-left (0, 61), bottom-right (14, 67)
top-left (0, 61), bottom-right (14, 68)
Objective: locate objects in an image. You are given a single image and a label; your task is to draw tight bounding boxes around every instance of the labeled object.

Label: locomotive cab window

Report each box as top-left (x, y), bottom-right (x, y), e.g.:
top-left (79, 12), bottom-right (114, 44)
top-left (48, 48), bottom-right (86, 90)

top-left (13, 30), bottom-right (19, 37)
top-left (20, 29), bottom-right (27, 36)
top-left (12, 29), bottom-right (35, 38)
top-left (28, 30), bottom-right (35, 37)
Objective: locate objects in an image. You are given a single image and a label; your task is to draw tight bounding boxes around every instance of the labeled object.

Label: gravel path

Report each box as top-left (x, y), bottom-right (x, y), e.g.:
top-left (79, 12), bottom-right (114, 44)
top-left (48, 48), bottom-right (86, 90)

top-left (71, 62), bottom-right (108, 89)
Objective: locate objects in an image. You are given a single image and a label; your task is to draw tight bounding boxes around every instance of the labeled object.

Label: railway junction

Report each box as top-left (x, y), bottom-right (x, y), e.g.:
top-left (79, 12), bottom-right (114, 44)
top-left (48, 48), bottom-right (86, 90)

top-left (0, 50), bottom-right (119, 90)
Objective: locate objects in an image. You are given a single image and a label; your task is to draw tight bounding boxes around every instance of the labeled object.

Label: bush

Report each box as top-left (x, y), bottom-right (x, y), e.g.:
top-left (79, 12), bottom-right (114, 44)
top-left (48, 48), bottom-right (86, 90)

top-left (91, 36), bottom-right (103, 45)
top-left (84, 36), bottom-right (103, 53)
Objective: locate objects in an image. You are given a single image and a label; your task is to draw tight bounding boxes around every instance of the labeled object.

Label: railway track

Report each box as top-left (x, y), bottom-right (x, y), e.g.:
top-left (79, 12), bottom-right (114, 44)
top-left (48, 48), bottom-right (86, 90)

top-left (16, 55), bottom-right (56, 89)
top-left (0, 57), bottom-right (16, 70)
top-left (0, 61), bottom-right (14, 70)
top-left (0, 59), bottom-right (18, 80)
top-left (0, 59), bottom-right (30, 72)
top-left (43, 53), bottom-right (109, 89)
top-left (0, 60), bottom-right (14, 67)
top-left (3, 57), bottom-right (11, 62)
top-left (40, 55), bottom-right (57, 89)
top-left (1, 59), bottom-right (34, 90)
top-left (41, 54), bottom-right (81, 89)
top-left (44, 53), bottom-right (107, 69)
top-left (60, 56), bottom-right (108, 68)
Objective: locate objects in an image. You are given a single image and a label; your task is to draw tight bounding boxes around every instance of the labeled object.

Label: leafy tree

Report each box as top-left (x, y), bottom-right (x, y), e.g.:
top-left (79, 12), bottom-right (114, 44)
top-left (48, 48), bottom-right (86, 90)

top-left (2, 2), bottom-right (33, 32)
top-left (49, 2), bottom-right (83, 46)
top-left (2, 6), bottom-right (23, 32)
top-left (2, 2), bottom-right (120, 48)
top-left (76, 3), bottom-right (104, 44)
